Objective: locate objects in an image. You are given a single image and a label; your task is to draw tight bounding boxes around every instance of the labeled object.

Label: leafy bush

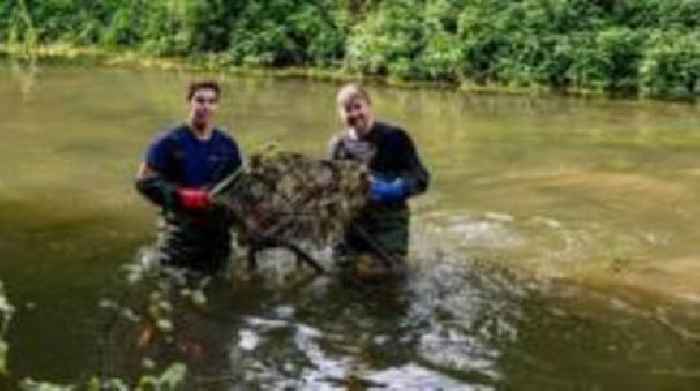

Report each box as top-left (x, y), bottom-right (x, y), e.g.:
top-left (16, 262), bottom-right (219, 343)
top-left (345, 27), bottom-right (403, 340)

top-left (640, 30), bottom-right (700, 97)
top-left (228, 0), bottom-right (345, 66)
top-left (2, 0), bottom-right (700, 97)
top-left (101, 1), bottom-right (146, 47)
top-left (569, 27), bottom-right (647, 91)
top-left (416, 0), bottom-right (464, 81)
top-left (608, 0), bottom-right (700, 30)
top-left (345, 0), bottom-right (425, 77)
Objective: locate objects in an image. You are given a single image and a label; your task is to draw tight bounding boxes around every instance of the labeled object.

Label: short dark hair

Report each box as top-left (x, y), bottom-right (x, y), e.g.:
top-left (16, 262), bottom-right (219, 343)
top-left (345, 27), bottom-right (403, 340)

top-left (187, 80), bottom-right (221, 101)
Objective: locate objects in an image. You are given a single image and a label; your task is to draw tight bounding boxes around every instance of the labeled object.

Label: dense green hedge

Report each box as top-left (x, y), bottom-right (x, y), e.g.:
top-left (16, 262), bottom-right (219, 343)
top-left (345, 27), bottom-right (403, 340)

top-left (2, 0), bottom-right (700, 96)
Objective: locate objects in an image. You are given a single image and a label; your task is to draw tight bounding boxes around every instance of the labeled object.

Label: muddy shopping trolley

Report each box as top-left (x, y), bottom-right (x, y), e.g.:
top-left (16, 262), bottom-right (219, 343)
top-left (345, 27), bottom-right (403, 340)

top-left (209, 149), bottom-right (372, 274)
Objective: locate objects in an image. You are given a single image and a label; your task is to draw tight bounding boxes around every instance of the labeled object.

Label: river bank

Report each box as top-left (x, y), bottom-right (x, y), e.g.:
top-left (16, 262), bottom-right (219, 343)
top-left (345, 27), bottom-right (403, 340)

top-left (1, 43), bottom-right (679, 101)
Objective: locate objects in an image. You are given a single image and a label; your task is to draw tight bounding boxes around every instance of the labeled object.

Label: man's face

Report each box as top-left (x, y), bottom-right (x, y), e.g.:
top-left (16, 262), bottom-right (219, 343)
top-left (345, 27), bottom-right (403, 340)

top-left (339, 97), bottom-right (374, 136)
top-left (189, 88), bottom-right (218, 128)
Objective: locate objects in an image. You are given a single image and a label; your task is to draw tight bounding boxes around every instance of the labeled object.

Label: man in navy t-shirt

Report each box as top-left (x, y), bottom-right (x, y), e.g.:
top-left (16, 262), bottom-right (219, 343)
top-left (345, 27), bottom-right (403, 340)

top-left (135, 80), bottom-right (243, 274)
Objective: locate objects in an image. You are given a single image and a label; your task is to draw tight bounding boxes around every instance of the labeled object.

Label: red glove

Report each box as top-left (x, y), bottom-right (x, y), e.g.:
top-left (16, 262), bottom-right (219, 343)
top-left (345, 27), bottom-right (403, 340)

top-left (176, 188), bottom-right (211, 210)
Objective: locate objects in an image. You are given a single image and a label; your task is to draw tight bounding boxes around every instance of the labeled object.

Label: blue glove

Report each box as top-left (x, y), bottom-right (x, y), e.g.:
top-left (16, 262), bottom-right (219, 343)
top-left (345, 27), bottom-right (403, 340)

top-left (369, 177), bottom-right (409, 203)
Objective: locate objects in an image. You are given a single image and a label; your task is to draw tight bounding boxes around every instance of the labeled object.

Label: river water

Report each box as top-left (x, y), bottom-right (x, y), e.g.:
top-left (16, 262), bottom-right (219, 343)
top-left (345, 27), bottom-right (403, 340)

top-left (1, 60), bottom-right (700, 389)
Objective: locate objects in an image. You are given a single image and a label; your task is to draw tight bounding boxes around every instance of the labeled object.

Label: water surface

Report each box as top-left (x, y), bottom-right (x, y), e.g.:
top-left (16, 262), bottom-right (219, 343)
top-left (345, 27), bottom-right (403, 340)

top-left (1, 61), bottom-right (700, 389)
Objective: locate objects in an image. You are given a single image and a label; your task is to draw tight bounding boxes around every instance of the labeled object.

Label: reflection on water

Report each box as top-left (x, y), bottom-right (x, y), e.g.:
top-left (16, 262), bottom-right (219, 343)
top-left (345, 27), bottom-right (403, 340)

top-left (2, 63), bottom-right (700, 388)
top-left (8, 56), bottom-right (38, 101)
top-left (102, 247), bottom-right (700, 390)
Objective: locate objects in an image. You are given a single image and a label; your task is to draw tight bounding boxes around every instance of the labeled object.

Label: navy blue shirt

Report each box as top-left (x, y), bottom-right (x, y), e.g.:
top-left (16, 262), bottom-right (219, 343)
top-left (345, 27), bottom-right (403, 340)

top-left (146, 124), bottom-right (242, 188)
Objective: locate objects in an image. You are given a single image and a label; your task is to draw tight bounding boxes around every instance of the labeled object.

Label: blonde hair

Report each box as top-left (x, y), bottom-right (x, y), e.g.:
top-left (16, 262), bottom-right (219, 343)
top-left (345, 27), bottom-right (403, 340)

top-left (336, 83), bottom-right (371, 107)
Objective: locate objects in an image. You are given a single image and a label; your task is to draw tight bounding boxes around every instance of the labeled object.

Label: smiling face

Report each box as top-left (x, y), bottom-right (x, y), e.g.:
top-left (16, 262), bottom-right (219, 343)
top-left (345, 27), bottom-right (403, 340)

top-left (337, 85), bottom-right (375, 137)
top-left (188, 87), bottom-right (219, 131)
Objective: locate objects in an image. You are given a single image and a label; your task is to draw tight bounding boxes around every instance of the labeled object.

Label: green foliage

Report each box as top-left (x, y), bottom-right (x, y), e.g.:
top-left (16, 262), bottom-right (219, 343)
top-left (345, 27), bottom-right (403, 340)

top-left (19, 363), bottom-right (186, 391)
top-left (228, 0), bottom-right (346, 66)
top-left (2, 0), bottom-right (38, 50)
top-left (569, 28), bottom-right (647, 91)
top-left (138, 1), bottom-right (195, 56)
top-left (2, 0), bottom-right (700, 96)
top-left (418, 0), bottom-right (463, 80)
top-left (228, 0), bottom-right (306, 66)
top-left (101, 1), bottom-right (147, 47)
top-left (135, 363), bottom-right (187, 390)
top-left (640, 30), bottom-right (700, 97)
top-left (605, 0), bottom-right (700, 30)
top-left (454, 0), bottom-right (605, 86)
top-left (346, 0), bottom-right (425, 77)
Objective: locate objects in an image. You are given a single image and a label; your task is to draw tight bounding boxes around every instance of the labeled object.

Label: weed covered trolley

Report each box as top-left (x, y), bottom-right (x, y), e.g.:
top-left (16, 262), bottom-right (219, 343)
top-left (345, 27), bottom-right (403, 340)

top-left (209, 148), bottom-right (370, 273)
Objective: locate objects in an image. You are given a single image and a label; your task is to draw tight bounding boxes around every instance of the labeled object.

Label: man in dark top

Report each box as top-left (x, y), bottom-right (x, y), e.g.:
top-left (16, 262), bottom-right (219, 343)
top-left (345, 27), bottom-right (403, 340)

top-left (329, 83), bottom-right (430, 279)
top-left (135, 80), bottom-right (243, 274)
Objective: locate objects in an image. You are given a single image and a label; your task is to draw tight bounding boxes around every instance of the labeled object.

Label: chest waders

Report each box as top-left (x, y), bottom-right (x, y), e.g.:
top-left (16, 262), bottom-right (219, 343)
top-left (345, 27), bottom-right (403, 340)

top-left (156, 208), bottom-right (232, 274)
top-left (329, 122), bottom-right (430, 280)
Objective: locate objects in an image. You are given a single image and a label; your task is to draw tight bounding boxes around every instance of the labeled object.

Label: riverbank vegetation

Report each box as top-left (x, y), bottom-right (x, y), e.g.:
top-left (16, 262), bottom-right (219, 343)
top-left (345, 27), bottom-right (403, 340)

top-left (2, 0), bottom-right (700, 97)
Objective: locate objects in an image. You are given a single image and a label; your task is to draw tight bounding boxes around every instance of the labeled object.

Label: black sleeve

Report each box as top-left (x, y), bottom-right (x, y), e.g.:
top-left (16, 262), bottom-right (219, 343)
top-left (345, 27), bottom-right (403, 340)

top-left (135, 175), bottom-right (179, 209)
top-left (135, 132), bottom-right (181, 209)
top-left (397, 130), bottom-right (430, 196)
top-left (135, 126), bottom-right (187, 209)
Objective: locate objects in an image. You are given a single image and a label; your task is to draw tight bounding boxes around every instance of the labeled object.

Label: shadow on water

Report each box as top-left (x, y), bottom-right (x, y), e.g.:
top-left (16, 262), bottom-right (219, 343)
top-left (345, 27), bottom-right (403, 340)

top-left (97, 238), bottom-right (700, 391)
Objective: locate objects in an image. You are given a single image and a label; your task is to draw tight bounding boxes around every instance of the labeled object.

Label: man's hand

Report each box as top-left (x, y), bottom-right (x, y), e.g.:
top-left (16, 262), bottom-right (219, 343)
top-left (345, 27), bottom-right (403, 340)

top-left (177, 188), bottom-right (211, 210)
top-left (369, 177), bottom-right (409, 203)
